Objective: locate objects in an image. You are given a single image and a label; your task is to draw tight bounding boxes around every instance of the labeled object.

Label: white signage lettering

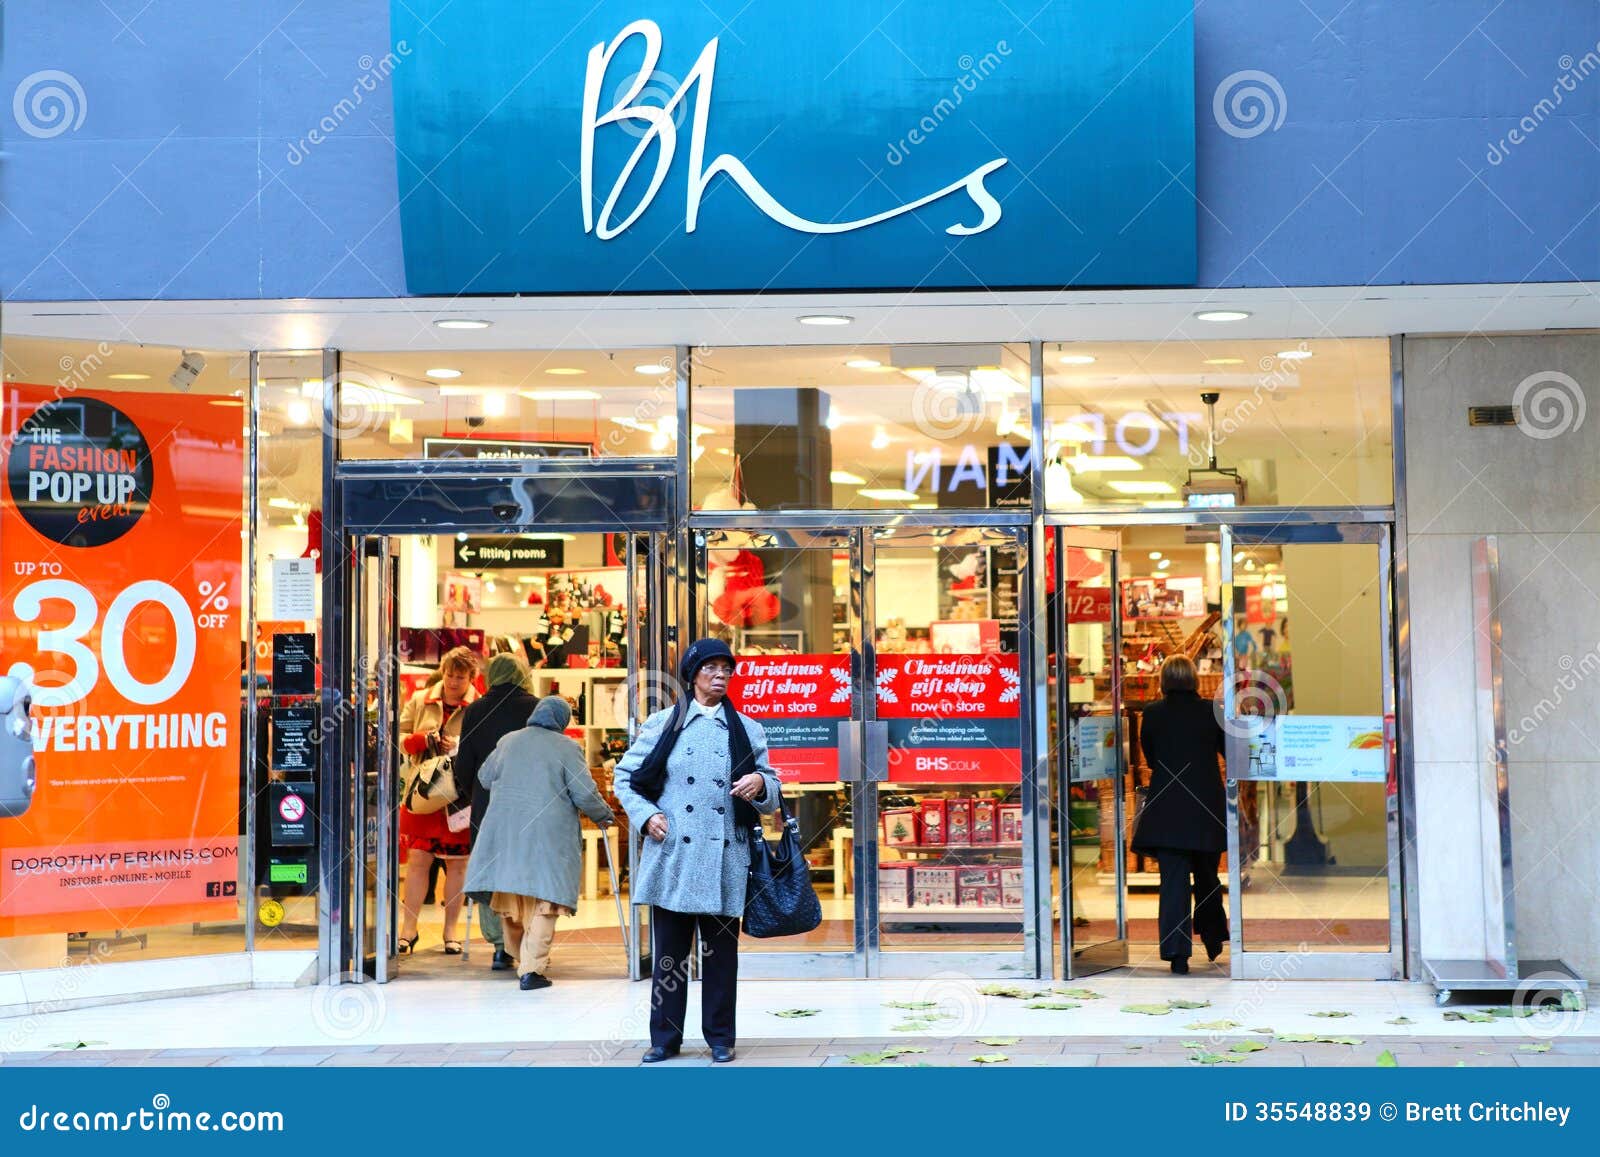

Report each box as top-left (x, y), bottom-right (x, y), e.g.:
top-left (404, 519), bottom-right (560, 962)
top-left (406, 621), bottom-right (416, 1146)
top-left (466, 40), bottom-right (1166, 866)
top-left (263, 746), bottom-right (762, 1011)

top-left (581, 20), bottom-right (1009, 241)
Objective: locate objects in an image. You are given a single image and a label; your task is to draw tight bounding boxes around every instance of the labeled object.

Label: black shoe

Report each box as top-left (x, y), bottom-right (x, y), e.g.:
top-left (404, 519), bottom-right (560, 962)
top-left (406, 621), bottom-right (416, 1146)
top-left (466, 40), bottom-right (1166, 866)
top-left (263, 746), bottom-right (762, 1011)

top-left (519, 971), bottom-right (552, 991)
top-left (710, 1045), bottom-right (735, 1064)
top-left (1170, 956), bottom-right (1190, 974)
top-left (641, 1045), bottom-right (679, 1063)
top-left (491, 949), bottom-right (514, 972)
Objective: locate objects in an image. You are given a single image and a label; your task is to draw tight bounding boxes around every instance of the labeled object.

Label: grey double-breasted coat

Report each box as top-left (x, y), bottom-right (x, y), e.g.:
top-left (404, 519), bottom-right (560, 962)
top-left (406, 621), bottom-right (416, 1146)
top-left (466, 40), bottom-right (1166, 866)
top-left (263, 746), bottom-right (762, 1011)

top-left (463, 710), bottom-right (616, 911)
top-left (611, 703), bottom-right (782, 917)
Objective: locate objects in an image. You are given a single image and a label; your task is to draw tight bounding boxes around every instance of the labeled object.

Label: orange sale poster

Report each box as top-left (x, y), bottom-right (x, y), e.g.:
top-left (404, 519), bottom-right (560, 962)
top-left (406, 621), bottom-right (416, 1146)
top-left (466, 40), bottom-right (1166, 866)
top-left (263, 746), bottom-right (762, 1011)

top-left (0, 385), bottom-right (245, 935)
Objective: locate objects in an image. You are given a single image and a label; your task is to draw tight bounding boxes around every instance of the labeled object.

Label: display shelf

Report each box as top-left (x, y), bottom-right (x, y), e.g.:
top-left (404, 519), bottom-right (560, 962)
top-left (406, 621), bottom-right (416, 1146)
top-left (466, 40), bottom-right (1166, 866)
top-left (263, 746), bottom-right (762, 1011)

top-left (885, 841), bottom-right (1021, 853)
top-left (880, 906), bottom-right (1024, 924)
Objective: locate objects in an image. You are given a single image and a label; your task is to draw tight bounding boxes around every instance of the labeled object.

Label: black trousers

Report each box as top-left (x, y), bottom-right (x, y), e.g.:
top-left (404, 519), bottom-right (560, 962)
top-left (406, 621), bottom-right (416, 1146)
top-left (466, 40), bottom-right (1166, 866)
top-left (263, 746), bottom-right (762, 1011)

top-left (649, 907), bottom-right (741, 1049)
top-left (1154, 849), bottom-right (1228, 960)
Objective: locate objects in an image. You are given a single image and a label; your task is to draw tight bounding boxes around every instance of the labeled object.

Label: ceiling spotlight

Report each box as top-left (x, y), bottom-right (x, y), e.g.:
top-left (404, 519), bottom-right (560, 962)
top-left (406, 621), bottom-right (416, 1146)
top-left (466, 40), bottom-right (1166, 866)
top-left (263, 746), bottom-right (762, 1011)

top-left (830, 470), bottom-right (867, 485)
top-left (1202, 357), bottom-right (1245, 366)
top-left (798, 314), bottom-right (853, 326)
top-left (544, 367), bottom-right (586, 376)
top-left (426, 368), bottom-right (462, 380)
top-left (434, 318), bottom-right (492, 330)
top-left (1195, 310), bottom-right (1251, 322)
top-left (634, 363), bottom-right (671, 375)
top-left (1149, 551), bottom-right (1163, 560)
top-left (169, 350), bottom-right (206, 391)
top-left (1156, 558), bottom-right (1171, 570)
top-left (1058, 354), bottom-right (1097, 365)
top-left (108, 372), bottom-right (151, 381)
top-left (871, 426), bottom-right (891, 451)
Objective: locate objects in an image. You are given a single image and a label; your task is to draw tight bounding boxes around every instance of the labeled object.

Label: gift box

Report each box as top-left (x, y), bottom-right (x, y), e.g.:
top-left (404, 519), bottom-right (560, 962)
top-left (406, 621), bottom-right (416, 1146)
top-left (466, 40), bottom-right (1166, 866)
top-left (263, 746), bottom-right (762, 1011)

top-left (879, 865), bottom-right (912, 909)
top-left (912, 866), bottom-right (957, 907)
top-left (956, 865), bottom-right (999, 906)
top-left (917, 798), bottom-right (947, 845)
top-left (882, 808), bottom-right (919, 847)
top-left (1001, 867), bottom-right (1024, 908)
top-left (946, 798), bottom-right (973, 845)
top-left (971, 799), bottom-right (998, 844)
top-left (963, 886), bottom-right (1002, 908)
top-left (998, 803), bottom-right (1023, 844)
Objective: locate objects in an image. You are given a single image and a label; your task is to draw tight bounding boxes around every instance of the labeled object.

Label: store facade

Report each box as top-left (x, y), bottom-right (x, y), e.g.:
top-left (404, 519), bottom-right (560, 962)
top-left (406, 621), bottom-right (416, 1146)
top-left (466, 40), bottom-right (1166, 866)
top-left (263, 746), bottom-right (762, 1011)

top-left (3, 2), bottom-right (1599, 1008)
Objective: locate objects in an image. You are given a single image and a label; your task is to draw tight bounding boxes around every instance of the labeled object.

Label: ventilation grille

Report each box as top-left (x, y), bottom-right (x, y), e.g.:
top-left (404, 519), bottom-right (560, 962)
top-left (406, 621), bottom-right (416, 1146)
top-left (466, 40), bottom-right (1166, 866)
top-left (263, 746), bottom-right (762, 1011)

top-left (1468, 405), bottom-right (1519, 427)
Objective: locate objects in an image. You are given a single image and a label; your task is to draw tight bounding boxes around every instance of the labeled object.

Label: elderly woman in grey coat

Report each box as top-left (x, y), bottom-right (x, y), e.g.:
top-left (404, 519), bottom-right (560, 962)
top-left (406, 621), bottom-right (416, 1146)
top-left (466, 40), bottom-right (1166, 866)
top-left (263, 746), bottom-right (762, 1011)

top-left (464, 696), bottom-right (614, 991)
top-left (612, 638), bottom-right (781, 1064)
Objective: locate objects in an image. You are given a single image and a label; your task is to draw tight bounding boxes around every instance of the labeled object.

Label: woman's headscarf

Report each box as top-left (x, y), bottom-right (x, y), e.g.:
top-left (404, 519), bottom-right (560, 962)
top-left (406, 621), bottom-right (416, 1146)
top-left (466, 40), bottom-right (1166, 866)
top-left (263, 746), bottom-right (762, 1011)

top-left (529, 695), bottom-right (572, 732)
top-left (485, 652), bottom-right (530, 690)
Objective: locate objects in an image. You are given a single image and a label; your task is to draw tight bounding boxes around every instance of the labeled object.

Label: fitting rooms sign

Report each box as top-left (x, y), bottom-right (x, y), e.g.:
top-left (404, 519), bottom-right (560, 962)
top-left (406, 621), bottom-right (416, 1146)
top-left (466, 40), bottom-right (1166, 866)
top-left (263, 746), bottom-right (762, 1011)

top-left (392, 0), bottom-right (1195, 294)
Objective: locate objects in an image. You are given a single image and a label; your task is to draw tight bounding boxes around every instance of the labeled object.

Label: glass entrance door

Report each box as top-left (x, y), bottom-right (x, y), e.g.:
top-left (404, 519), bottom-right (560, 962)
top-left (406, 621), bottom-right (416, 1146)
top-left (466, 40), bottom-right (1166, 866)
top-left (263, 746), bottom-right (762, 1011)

top-left (1220, 523), bottom-right (1400, 980)
top-left (697, 523), bottom-right (1036, 979)
top-left (1053, 528), bottom-right (1129, 975)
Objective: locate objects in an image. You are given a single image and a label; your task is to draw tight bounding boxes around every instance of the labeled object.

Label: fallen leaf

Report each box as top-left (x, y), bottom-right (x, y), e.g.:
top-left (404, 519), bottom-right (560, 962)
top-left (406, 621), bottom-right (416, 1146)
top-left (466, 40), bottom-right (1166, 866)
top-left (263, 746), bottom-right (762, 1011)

top-left (890, 1021), bottom-right (934, 1033)
top-left (1519, 1042), bottom-right (1552, 1053)
top-left (49, 1041), bottom-right (106, 1050)
top-left (976, 1037), bottom-right (1020, 1046)
top-left (1443, 1011), bottom-right (1495, 1023)
top-left (1321, 1037), bottom-right (1364, 1046)
top-left (1126, 1044), bottom-right (1143, 1051)
top-left (774, 1009), bottom-right (820, 1018)
top-left (883, 1000), bottom-right (939, 1010)
top-left (1190, 1051), bottom-right (1247, 1064)
top-left (1310, 1011), bottom-right (1353, 1018)
top-left (1026, 1000), bottom-right (1081, 1011)
top-left (1168, 999), bottom-right (1211, 1009)
top-left (847, 1046), bottom-right (927, 1066)
top-left (978, 983), bottom-right (1035, 998)
top-left (1276, 1034), bottom-right (1362, 1045)
top-left (1229, 1040), bottom-right (1268, 1053)
top-left (970, 1053), bottom-right (1010, 1064)
top-left (1185, 1019), bottom-right (1242, 1031)
top-left (1376, 1050), bottom-right (1398, 1068)
top-left (1122, 1003), bottom-right (1174, 1016)
top-left (1249, 1026), bottom-right (1275, 1034)
top-left (1180, 1040), bottom-right (1205, 1048)
top-left (1384, 1016), bottom-right (1415, 1026)
top-left (1560, 991), bottom-right (1583, 1012)
top-left (1488, 1007), bottom-right (1533, 1019)
top-left (1051, 987), bottom-right (1104, 1000)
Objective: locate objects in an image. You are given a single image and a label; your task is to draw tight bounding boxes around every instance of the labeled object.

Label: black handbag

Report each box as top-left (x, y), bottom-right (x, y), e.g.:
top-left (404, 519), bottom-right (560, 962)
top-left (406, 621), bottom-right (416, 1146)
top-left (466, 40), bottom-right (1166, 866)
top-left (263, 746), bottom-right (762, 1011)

top-left (742, 797), bottom-right (823, 939)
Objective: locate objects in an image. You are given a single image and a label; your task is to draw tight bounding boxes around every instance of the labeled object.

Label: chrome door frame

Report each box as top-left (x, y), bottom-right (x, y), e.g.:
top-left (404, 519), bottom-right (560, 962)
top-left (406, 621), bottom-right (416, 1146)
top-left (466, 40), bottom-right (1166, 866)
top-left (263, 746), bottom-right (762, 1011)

top-left (349, 536), bottom-right (401, 982)
top-left (1055, 527), bottom-right (1130, 977)
top-left (1219, 520), bottom-right (1402, 981)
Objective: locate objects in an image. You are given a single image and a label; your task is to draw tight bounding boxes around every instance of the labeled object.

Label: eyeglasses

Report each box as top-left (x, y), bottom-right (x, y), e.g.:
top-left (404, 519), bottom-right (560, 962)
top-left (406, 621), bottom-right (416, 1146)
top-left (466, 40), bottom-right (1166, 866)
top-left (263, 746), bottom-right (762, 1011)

top-left (700, 664), bottom-right (734, 677)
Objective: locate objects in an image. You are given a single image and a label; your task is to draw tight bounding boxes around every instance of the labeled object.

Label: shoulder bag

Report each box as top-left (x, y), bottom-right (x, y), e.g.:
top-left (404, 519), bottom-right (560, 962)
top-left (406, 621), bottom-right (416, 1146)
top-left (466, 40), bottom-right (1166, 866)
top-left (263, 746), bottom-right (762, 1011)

top-left (742, 795), bottom-right (823, 939)
top-left (402, 753), bottom-right (459, 815)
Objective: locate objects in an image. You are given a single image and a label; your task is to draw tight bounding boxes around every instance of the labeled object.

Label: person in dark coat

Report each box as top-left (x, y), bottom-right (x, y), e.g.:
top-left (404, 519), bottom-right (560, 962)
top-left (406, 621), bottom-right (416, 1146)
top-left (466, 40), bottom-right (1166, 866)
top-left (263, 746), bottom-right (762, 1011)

top-left (452, 652), bottom-right (538, 972)
top-left (1131, 655), bottom-right (1229, 973)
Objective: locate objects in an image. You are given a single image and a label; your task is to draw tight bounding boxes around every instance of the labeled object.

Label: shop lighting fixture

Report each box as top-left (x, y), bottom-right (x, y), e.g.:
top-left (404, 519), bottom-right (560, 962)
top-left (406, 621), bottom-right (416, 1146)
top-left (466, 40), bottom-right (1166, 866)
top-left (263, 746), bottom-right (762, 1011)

top-left (1157, 558), bottom-right (1171, 570)
top-left (846, 358), bottom-right (882, 369)
top-left (830, 470), bottom-right (867, 485)
top-left (108, 372), bottom-right (151, 380)
top-left (634, 362), bottom-right (672, 375)
top-left (1202, 357), bottom-right (1245, 366)
top-left (1071, 454), bottom-right (1143, 473)
top-left (825, 408), bottom-right (844, 430)
top-left (388, 417), bottom-right (414, 445)
top-left (544, 367), bottom-right (586, 376)
top-left (425, 368), bottom-right (462, 379)
top-left (457, 533), bottom-right (469, 541)
top-left (797, 314), bottom-right (853, 326)
top-left (911, 503), bottom-right (938, 509)
top-left (518, 388), bottom-right (602, 401)
top-left (871, 426), bottom-right (891, 450)
top-left (1044, 460), bottom-right (1083, 507)
top-left (1245, 560), bottom-right (1258, 571)
top-left (1195, 310), bottom-right (1251, 322)
top-left (484, 579), bottom-right (496, 593)
top-left (1107, 480), bottom-right (1177, 495)
top-left (482, 393), bottom-right (508, 418)
top-left (650, 431), bottom-right (670, 451)
top-left (286, 399), bottom-right (312, 425)
top-left (1149, 551), bottom-right (1163, 560)
top-left (1058, 354), bottom-right (1097, 365)
top-left (858, 488), bottom-right (919, 501)
top-left (1276, 350), bottom-right (1313, 361)
top-left (433, 318), bottom-right (492, 330)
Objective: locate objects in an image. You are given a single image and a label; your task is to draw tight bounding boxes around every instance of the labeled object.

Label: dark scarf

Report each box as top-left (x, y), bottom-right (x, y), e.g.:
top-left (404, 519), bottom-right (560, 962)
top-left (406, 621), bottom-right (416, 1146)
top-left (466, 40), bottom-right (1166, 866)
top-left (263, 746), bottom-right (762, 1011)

top-left (632, 697), bottom-right (761, 828)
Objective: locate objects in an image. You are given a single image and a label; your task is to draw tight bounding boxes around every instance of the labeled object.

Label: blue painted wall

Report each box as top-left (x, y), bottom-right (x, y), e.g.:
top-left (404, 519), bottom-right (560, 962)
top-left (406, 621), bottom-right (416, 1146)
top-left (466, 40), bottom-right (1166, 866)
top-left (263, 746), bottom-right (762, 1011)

top-left (1, 1), bottom-right (1597, 300)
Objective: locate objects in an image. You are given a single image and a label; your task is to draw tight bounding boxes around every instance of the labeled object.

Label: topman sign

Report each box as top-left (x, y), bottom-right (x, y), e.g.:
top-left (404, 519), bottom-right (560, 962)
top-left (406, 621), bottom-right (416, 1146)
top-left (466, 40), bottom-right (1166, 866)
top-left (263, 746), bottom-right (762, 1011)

top-left (392, 0), bottom-right (1196, 294)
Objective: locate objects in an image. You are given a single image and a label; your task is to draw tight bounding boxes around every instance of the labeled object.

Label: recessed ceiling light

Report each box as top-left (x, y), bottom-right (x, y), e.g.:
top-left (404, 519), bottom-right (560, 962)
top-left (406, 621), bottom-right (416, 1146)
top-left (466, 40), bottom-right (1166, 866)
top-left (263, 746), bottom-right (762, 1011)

top-left (845, 358), bottom-right (881, 369)
top-left (798, 314), bottom-right (853, 326)
top-left (108, 372), bottom-right (150, 380)
top-left (1058, 354), bottom-right (1097, 366)
top-left (426, 368), bottom-right (462, 380)
top-left (1276, 349), bottom-right (1314, 360)
top-left (544, 367), bottom-right (586, 376)
top-left (830, 470), bottom-right (867, 485)
top-left (634, 363), bottom-right (671, 375)
top-left (1149, 551), bottom-right (1163, 560)
top-left (1195, 310), bottom-right (1251, 322)
top-left (434, 318), bottom-right (492, 330)
top-left (1203, 357), bottom-right (1245, 366)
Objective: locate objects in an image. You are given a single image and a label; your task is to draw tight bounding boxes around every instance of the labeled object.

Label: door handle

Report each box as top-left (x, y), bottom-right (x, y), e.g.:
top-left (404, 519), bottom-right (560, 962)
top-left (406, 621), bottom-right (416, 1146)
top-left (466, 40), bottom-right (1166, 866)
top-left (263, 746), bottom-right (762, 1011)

top-left (837, 720), bottom-right (860, 782)
top-left (864, 721), bottom-right (888, 784)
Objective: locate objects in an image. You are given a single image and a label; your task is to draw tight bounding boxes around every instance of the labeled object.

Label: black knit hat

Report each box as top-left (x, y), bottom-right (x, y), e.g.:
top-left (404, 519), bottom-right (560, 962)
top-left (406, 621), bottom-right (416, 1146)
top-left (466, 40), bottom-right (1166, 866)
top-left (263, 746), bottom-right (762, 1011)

top-left (679, 637), bottom-right (735, 684)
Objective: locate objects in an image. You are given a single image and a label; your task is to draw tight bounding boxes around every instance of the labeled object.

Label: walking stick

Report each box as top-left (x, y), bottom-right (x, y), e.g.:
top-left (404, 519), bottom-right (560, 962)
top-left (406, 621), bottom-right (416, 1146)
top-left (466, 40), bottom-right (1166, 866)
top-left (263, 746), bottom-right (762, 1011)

top-left (600, 827), bottom-right (630, 968)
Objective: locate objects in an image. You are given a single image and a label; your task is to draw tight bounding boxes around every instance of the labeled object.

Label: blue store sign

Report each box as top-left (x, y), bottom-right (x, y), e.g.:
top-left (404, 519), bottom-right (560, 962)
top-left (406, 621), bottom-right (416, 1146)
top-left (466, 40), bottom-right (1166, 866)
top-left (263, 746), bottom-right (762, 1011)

top-left (391, 1), bottom-right (1195, 294)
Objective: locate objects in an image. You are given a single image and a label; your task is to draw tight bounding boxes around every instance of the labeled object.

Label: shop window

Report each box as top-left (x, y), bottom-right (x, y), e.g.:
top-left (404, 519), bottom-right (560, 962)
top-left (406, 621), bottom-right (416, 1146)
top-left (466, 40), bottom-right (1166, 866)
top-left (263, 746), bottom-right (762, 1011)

top-left (691, 344), bottom-right (1032, 511)
top-left (1043, 339), bottom-right (1393, 510)
top-left (328, 349), bottom-right (677, 460)
top-left (0, 335), bottom-right (252, 970)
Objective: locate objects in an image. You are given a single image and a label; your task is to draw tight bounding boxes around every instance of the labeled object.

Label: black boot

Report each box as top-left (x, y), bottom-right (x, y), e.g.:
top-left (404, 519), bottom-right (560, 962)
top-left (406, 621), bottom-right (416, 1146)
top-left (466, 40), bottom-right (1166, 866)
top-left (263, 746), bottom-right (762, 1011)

top-left (1170, 956), bottom-right (1190, 975)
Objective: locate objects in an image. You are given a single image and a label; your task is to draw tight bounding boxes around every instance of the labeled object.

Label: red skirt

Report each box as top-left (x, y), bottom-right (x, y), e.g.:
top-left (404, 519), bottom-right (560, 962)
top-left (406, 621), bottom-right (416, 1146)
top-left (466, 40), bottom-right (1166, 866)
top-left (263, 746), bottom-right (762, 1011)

top-left (398, 807), bottom-right (471, 858)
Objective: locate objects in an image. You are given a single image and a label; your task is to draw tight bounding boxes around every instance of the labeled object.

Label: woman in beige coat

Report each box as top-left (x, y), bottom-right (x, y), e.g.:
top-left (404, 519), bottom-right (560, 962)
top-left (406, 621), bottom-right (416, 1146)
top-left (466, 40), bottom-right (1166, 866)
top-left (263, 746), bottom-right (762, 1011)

top-left (397, 646), bottom-right (479, 954)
